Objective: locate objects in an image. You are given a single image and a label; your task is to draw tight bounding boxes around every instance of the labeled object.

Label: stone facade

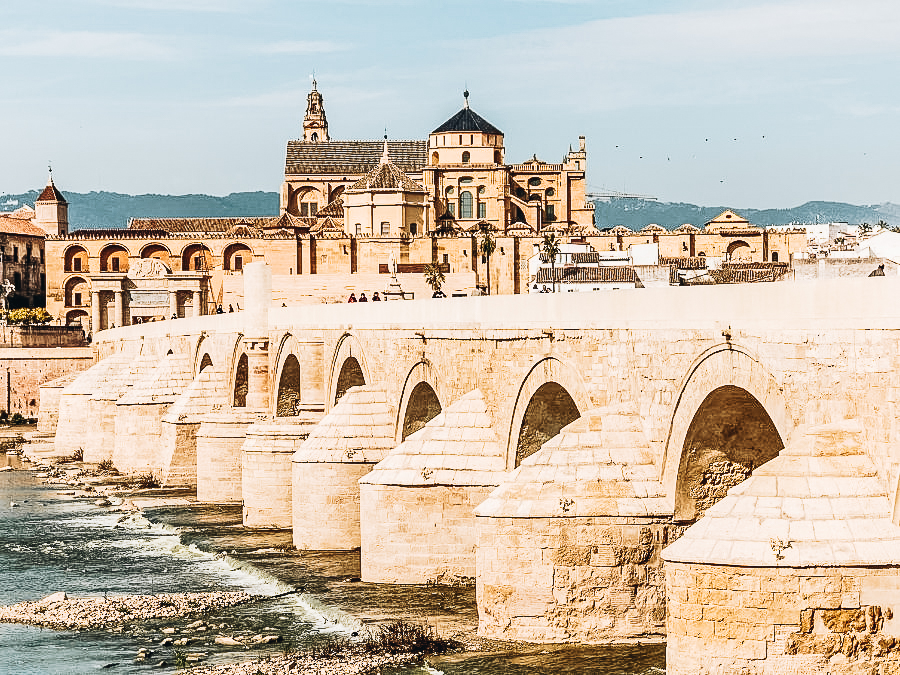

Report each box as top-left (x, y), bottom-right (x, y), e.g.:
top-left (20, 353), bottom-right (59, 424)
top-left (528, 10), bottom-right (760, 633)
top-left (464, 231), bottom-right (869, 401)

top-left (664, 421), bottom-right (900, 673)
top-left (291, 386), bottom-right (394, 550)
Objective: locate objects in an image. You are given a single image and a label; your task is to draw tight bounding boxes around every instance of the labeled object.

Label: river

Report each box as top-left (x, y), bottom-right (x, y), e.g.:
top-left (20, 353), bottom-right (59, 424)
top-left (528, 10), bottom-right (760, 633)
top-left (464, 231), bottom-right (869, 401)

top-left (0, 450), bottom-right (665, 674)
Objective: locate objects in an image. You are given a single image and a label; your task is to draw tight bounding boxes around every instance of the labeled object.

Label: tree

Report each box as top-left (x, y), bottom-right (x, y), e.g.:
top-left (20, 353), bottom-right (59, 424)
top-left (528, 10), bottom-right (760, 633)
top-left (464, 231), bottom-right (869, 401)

top-left (479, 230), bottom-right (496, 295)
top-left (423, 263), bottom-right (445, 296)
top-left (859, 222), bottom-right (873, 234)
top-left (540, 232), bottom-right (561, 293)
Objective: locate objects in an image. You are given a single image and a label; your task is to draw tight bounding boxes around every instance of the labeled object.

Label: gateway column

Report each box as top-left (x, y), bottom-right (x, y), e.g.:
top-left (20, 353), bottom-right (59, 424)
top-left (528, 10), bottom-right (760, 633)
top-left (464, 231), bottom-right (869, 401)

top-left (91, 290), bottom-right (101, 332)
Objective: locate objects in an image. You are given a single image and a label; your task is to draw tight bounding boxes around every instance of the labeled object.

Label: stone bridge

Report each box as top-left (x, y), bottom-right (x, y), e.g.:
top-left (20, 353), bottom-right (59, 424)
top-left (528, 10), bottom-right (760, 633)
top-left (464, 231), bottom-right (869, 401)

top-left (42, 265), bottom-right (900, 672)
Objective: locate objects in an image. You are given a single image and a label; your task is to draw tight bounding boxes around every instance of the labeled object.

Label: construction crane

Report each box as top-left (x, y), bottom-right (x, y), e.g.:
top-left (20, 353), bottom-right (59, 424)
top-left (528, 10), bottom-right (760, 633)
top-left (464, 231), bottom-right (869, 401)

top-left (586, 189), bottom-right (658, 201)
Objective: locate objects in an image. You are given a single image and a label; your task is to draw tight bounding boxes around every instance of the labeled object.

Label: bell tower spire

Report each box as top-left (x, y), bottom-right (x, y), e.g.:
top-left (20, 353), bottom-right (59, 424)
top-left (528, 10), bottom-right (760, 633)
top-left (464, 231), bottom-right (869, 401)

top-left (302, 78), bottom-right (329, 143)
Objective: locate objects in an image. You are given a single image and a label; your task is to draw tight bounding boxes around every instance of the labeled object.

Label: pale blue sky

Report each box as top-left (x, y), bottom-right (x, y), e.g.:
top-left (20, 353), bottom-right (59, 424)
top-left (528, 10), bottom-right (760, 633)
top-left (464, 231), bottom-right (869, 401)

top-left (2, 0), bottom-right (898, 208)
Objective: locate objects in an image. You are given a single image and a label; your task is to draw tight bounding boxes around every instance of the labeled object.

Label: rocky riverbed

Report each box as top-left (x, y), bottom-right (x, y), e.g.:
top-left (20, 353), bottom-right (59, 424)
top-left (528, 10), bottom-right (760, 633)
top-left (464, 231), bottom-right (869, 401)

top-left (0, 591), bottom-right (259, 630)
top-left (185, 651), bottom-right (422, 674)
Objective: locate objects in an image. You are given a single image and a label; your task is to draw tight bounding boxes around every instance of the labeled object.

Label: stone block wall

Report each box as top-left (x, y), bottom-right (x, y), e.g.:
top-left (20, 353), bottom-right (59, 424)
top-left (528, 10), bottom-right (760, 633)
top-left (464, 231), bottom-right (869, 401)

top-left (360, 483), bottom-right (492, 584)
top-left (196, 411), bottom-right (265, 502)
top-left (113, 402), bottom-right (168, 475)
top-left (292, 461), bottom-right (373, 550)
top-left (0, 348), bottom-right (93, 422)
top-left (477, 515), bottom-right (671, 642)
top-left (666, 561), bottom-right (900, 675)
top-left (241, 421), bottom-right (313, 528)
top-left (158, 420), bottom-right (199, 486)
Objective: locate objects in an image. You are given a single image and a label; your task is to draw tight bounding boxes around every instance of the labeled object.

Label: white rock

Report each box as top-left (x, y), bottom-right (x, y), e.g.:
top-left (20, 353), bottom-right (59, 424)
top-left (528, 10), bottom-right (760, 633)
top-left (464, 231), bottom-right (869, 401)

top-left (214, 636), bottom-right (244, 646)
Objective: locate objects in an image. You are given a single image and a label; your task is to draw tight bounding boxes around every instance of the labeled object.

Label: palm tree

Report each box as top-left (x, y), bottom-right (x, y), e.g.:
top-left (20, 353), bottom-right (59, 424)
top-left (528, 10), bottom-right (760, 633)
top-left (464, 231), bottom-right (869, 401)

top-left (479, 231), bottom-right (496, 295)
top-left (423, 263), bottom-right (445, 296)
top-left (541, 232), bottom-right (561, 293)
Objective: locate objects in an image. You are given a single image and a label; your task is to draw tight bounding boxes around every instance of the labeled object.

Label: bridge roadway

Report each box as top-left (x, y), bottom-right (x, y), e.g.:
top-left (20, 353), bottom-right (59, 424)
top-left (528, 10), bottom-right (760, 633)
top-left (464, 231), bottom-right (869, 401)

top-left (42, 268), bottom-right (900, 657)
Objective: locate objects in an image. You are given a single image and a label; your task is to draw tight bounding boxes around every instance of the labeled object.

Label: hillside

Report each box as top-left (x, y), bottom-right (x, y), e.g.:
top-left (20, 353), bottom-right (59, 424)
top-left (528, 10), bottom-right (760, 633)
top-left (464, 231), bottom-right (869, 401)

top-left (1, 189), bottom-right (897, 231)
top-left (593, 198), bottom-right (900, 229)
top-left (0, 191), bottom-right (279, 230)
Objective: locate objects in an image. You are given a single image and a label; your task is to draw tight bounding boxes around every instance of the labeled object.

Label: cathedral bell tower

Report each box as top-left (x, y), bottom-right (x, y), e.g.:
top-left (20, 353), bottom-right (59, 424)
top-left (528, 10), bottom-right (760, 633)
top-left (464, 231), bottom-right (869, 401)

top-left (302, 79), bottom-right (329, 143)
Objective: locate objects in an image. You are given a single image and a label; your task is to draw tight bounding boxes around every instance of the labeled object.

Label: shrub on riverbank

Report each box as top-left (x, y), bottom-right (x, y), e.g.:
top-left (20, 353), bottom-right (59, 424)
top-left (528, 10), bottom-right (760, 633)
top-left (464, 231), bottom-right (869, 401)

top-left (362, 620), bottom-right (457, 655)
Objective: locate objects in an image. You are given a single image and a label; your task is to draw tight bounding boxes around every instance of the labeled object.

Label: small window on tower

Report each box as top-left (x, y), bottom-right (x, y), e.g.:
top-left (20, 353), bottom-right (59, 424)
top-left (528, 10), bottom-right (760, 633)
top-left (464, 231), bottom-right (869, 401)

top-left (462, 151), bottom-right (470, 163)
top-left (443, 254), bottom-right (449, 264)
top-left (311, 132), bottom-right (318, 142)
top-left (74, 292), bottom-right (82, 306)
top-left (478, 202), bottom-right (486, 219)
top-left (381, 222), bottom-right (390, 236)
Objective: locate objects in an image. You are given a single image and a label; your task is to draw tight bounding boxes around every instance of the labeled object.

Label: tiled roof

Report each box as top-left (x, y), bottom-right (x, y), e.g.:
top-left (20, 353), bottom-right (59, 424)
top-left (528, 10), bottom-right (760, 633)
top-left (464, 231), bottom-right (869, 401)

top-left (571, 252), bottom-right (601, 264)
top-left (432, 107), bottom-right (503, 135)
top-left (476, 405), bottom-right (666, 518)
top-left (348, 161), bottom-right (424, 192)
top-left (128, 217), bottom-right (279, 233)
top-left (315, 197), bottom-right (344, 218)
top-left (536, 266), bottom-right (636, 284)
top-left (0, 215), bottom-right (46, 237)
top-left (361, 389), bottom-right (507, 488)
top-left (285, 140), bottom-right (427, 175)
top-left (663, 420), bottom-right (900, 567)
top-left (36, 182), bottom-right (67, 203)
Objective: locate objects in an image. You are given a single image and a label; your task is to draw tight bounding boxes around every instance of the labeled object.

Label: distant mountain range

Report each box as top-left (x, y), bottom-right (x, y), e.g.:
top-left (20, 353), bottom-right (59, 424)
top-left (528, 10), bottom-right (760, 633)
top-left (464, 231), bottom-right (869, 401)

top-left (1, 189), bottom-right (897, 231)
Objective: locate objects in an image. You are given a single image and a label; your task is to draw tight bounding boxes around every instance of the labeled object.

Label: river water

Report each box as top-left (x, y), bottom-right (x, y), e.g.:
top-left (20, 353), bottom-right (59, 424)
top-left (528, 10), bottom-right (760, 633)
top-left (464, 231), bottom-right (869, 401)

top-left (0, 451), bottom-right (666, 674)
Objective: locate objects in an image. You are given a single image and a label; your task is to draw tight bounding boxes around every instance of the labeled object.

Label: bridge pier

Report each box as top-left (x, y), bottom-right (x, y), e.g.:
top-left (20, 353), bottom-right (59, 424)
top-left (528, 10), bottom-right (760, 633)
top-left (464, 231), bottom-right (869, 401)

top-left (476, 405), bottom-right (670, 642)
top-left (360, 390), bottom-right (507, 585)
top-left (664, 421), bottom-right (900, 674)
top-left (291, 386), bottom-right (395, 551)
top-left (241, 414), bottom-right (322, 528)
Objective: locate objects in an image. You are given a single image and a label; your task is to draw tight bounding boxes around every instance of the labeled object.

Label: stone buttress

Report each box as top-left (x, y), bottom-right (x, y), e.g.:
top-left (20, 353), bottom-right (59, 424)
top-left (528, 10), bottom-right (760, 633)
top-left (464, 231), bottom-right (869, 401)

top-left (663, 420), bottom-right (900, 675)
top-left (113, 353), bottom-right (194, 480)
top-left (89, 354), bottom-right (158, 465)
top-left (38, 371), bottom-right (83, 436)
top-left (241, 412), bottom-right (323, 528)
top-left (360, 389), bottom-right (507, 584)
top-left (54, 352), bottom-right (132, 460)
top-left (291, 386), bottom-right (394, 550)
top-left (160, 364), bottom-right (228, 489)
top-left (475, 404), bottom-right (669, 643)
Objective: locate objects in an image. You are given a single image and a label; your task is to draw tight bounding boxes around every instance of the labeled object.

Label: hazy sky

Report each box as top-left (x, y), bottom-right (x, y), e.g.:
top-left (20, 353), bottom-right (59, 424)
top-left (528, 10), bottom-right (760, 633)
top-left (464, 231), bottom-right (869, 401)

top-left (2, 0), bottom-right (898, 208)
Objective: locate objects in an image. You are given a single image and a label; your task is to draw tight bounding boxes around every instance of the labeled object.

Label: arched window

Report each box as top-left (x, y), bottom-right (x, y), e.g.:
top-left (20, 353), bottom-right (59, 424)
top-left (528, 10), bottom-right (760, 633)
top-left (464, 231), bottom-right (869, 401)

top-left (409, 223), bottom-right (418, 236)
top-left (431, 151), bottom-right (439, 165)
top-left (494, 150), bottom-right (501, 164)
top-left (772, 251), bottom-right (779, 262)
top-left (546, 187), bottom-right (555, 197)
top-left (462, 151), bottom-right (470, 164)
top-left (460, 191), bottom-right (474, 219)
top-left (311, 132), bottom-right (318, 142)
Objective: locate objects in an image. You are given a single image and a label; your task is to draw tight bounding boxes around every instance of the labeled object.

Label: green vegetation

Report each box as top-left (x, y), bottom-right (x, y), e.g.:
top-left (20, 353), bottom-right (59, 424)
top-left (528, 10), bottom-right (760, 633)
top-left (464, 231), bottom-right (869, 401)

top-left (361, 620), bottom-right (457, 655)
top-left (133, 472), bottom-right (161, 489)
top-left (422, 263), bottom-right (445, 294)
top-left (540, 233), bottom-right (562, 294)
top-left (479, 230), bottom-right (496, 295)
top-left (3, 308), bottom-right (52, 325)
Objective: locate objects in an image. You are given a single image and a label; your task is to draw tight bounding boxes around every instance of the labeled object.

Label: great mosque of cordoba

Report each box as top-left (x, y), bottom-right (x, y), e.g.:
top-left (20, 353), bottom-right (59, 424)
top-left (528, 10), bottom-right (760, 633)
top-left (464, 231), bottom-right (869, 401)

top-left (32, 82), bottom-right (805, 331)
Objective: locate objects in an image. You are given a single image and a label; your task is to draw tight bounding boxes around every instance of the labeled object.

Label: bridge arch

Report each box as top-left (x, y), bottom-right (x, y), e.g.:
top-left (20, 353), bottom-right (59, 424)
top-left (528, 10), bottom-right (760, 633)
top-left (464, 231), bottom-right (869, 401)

top-left (396, 360), bottom-right (443, 442)
top-left (506, 356), bottom-right (592, 470)
top-left (272, 333), bottom-right (301, 416)
top-left (661, 343), bottom-right (793, 521)
top-left (327, 333), bottom-right (371, 408)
